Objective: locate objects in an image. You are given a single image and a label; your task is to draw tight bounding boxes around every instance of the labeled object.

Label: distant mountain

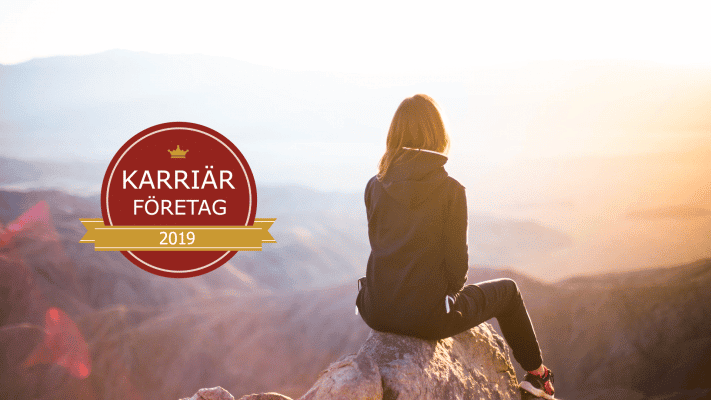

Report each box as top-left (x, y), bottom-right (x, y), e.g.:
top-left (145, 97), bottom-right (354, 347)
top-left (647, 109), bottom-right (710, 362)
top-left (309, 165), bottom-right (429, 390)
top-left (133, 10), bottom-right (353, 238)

top-left (0, 156), bottom-right (41, 184)
top-left (4, 52), bottom-right (710, 163)
top-left (0, 189), bottom-right (261, 311)
top-left (5, 51), bottom-right (710, 193)
top-left (0, 50), bottom-right (401, 161)
top-left (0, 186), bottom-right (572, 290)
top-left (0, 156), bottom-right (105, 195)
top-left (0, 50), bottom-right (472, 192)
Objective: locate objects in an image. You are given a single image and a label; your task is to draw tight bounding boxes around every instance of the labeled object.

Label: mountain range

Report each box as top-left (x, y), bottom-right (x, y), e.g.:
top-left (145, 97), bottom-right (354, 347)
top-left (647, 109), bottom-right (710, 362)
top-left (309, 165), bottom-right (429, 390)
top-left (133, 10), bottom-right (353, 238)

top-left (1, 188), bottom-right (709, 399)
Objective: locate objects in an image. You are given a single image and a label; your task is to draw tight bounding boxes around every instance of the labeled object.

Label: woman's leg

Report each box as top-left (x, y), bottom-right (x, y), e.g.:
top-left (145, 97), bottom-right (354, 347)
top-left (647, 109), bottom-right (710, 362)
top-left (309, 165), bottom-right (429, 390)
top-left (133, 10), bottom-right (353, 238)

top-left (457, 278), bottom-right (543, 371)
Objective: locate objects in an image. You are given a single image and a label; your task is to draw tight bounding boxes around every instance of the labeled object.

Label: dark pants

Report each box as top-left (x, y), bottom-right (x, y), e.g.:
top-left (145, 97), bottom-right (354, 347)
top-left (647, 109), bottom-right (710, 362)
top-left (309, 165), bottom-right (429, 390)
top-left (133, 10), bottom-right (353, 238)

top-left (439, 278), bottom-right (543, 372)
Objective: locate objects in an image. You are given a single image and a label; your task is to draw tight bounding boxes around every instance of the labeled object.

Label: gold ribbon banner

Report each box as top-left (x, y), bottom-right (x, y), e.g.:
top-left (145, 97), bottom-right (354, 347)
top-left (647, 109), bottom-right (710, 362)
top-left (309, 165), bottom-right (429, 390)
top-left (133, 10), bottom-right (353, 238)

top-left (79, 218), bottom-right (276, 251)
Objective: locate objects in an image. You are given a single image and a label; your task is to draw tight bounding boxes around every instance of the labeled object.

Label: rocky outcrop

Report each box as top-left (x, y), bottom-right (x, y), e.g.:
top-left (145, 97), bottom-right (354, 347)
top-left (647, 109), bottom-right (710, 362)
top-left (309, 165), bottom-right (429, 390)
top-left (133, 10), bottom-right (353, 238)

top-left (180, 387), bottom-right (293, 400)
top-left (180, 387), bottom-right (235, 400)
top-left (182, 323), bottom-right (521, 400)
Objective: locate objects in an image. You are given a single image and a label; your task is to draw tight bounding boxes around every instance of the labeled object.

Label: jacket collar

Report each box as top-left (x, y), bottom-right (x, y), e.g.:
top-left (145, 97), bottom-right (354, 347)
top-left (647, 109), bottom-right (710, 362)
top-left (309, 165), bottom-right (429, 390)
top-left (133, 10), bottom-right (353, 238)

top-left (381, 148), bottom-right (449, 209)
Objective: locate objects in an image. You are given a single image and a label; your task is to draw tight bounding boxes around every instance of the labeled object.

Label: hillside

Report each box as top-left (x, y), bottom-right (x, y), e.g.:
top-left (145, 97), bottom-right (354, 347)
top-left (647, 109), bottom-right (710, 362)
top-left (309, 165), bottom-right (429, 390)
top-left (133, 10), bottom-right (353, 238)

top-left (537, 259), bottom-right (711, 400)
top-left (67, 261), bottom-right (711, 400)
top-left (0, 186), bottom-right (571, 289)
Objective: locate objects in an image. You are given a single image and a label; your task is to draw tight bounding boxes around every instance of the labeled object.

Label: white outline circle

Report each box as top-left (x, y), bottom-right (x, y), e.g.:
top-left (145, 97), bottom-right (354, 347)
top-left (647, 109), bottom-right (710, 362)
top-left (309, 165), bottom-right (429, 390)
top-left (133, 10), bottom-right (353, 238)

top-left (105, 126), bottom-right (253, 274)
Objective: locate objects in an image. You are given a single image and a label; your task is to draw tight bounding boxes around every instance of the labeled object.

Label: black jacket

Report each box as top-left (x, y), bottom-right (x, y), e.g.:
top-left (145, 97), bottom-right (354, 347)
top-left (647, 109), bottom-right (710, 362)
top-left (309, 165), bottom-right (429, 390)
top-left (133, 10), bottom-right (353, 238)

top-left (356, 149), bottom-right (469, 338)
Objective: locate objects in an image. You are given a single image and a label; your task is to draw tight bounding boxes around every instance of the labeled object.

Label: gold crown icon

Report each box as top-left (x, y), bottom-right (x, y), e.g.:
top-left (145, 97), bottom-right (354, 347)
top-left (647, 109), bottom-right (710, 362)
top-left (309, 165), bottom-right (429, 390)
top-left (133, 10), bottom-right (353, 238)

top-left (168, 145), bottom-right (189, 158)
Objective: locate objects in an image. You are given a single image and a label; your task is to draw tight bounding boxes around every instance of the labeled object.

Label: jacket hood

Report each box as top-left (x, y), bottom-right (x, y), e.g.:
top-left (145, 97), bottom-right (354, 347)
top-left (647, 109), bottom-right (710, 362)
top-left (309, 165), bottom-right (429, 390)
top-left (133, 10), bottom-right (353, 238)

top-left (381, 149), bottom-right (449, 209)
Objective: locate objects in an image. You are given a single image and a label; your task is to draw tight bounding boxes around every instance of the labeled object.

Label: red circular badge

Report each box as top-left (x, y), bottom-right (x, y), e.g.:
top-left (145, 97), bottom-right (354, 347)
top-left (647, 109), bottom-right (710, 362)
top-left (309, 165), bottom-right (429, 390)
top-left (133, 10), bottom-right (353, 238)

top-left (100, 122), bottom-right (257, 278)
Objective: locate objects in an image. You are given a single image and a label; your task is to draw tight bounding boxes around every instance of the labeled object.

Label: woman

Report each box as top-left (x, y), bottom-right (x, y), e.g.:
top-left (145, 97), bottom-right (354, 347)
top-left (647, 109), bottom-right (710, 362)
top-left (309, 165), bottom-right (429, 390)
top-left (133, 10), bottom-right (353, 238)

top-left (355, 94), bottom-right (556, 399)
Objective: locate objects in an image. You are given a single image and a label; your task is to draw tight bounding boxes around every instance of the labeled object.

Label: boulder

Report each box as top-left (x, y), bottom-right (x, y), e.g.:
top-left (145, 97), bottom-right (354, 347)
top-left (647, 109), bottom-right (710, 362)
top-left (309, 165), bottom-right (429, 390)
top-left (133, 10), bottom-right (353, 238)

top-left (302, 323), bottom-right (519, 400)
top-left (182, 323), bottom-right (523, 400)
top-left (180, 386), bottom-right (235, 400)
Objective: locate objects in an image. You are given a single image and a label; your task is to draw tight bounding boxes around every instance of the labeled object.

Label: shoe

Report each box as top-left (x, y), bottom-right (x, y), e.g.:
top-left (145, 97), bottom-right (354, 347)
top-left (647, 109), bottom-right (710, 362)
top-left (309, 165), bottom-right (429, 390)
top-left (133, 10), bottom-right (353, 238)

top-left (520, 366), bottom-right (556, 399)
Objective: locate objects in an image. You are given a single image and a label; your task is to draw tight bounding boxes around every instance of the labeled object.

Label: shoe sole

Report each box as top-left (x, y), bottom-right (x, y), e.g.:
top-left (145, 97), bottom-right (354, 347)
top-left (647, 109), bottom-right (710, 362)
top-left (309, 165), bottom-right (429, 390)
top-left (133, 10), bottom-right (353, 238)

top-left (520, 381), bottom-right (559, 400)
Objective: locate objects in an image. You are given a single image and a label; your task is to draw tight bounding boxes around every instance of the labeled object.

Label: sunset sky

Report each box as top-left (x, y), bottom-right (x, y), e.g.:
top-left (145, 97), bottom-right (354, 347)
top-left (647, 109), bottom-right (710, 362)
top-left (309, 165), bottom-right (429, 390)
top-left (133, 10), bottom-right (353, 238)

top-left (1, 0), bottom-right (711, 72)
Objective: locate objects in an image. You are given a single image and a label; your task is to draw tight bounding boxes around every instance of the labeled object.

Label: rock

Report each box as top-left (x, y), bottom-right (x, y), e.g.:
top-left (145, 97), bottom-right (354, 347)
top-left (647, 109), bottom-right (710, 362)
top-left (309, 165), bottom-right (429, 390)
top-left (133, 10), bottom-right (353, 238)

top-left (179, 387), bottom-right (294, 400)
top-left (180, 386), bottom-right (236, 400)
top-left (300, 351), bottom-right (382, 400)
top-left (238, 393), bottom-right (294, 400)
top-left (184, 323), bottom-right (522, 400)
top-left (301, 323), bottom-right (519, 400)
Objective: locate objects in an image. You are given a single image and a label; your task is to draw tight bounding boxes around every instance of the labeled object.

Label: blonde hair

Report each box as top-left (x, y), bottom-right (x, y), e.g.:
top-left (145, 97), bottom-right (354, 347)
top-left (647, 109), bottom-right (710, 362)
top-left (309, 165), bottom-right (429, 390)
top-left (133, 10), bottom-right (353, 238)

top-left (377, 94), bottom-right (449, 180)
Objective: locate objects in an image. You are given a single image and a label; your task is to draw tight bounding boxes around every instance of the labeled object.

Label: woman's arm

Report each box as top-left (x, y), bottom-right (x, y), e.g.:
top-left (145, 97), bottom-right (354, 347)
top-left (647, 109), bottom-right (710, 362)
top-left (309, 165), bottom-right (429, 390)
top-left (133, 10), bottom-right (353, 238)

top-left (443, 183), bottom-right (469, 294)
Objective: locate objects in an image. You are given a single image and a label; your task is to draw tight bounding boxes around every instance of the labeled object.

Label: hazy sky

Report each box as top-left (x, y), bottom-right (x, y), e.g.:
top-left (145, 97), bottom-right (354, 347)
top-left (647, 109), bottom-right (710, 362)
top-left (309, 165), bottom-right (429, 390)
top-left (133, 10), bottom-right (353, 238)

top-left (1, 0), bottom-right (710, 72)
